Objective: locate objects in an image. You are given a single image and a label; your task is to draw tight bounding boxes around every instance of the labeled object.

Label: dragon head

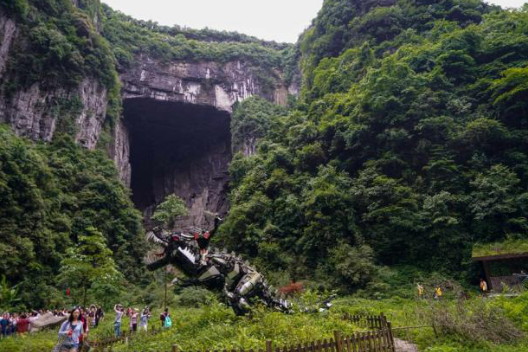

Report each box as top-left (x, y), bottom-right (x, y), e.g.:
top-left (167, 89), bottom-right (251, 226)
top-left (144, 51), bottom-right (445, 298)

top-left (144, 228), bottom-right (196, 271)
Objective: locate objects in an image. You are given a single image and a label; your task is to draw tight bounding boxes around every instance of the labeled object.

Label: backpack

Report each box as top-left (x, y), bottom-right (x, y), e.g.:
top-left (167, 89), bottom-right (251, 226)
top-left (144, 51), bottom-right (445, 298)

top-left (164, 316), bottom-right (172, 328)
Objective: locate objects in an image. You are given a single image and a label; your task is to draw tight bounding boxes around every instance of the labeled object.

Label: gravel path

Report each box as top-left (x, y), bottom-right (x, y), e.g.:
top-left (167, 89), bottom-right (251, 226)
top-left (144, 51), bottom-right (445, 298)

top-left (394, 338), bottom-right (419, 352)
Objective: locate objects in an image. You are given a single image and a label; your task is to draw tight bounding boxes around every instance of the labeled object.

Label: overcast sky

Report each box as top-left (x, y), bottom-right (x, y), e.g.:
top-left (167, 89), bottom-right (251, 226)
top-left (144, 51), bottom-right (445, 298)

top-left (102, 0), bottom-right (527, 43)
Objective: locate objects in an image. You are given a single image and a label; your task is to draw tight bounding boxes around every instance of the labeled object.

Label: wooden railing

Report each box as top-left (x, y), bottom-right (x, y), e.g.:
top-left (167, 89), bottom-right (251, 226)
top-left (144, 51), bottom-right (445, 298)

top-left (167, 329), bottom-right (395, 352)
top-left (98, 314), bottom-right (395, 352)
top-left (88, 325), bottom-right (161, 351)
top-left (343, 313), bottom-right (389, 330)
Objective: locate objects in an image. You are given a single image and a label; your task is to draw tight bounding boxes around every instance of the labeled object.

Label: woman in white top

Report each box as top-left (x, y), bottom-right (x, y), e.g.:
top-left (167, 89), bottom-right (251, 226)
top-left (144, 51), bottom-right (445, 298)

top-left (58, 308), bottom-right (84, 352)
top-left (139, 308), bottom-right (150, 331)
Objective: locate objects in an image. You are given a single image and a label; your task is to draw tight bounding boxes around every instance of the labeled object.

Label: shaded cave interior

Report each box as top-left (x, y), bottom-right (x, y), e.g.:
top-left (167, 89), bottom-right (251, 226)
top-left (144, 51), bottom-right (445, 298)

top-left (123, 98), bottom-right (231, 231)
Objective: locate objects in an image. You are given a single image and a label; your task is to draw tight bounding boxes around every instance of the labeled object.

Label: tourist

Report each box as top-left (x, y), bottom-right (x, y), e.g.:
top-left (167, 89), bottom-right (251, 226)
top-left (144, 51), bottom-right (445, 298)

top-left (16, 314), bottom-right (30, 335)
top-left (479, 278), bottom-right (488, 296)
top-left (78, 307), bottom-right (89, 346)
top-left (10, 313), bottom-right (17, 335)
top-left (139, 307), bottom-right (150, 332)
top-left (114, 304), bottom-right (124, 337)
top-left (129, 308), bottom-right (138, 332)
top-left (0, 313), bottom-right (9, 338)
top-left (433, 286), bottom-right (443, 300)
top-left (160, 308), bottom-right (170, 328)
top-left (95, 306), bottom-right (104, 327)
top-left (88, 305), bottom-right (96, 328)
top-left (58, 307), bottom-right (84, 352)
top-left (416, 283), bottom-right (424, 298)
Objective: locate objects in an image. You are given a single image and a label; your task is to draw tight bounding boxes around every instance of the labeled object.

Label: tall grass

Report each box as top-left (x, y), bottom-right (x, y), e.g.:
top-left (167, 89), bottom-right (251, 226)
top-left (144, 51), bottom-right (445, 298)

top-left (1, 292), bottom-right (528, 352)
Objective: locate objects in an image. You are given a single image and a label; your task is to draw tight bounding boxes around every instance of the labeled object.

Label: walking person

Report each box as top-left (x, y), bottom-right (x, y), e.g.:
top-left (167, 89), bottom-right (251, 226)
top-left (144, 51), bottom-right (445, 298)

top-left (113, 304), bottom-right (124, 337)
top-left (95, 306), bottom-right (104, 328)
top-left (57, 307), bottom-right (84, 352)
top-left (88, 305), bottom-right (96, 328)
top-left (416, 283), bottom-right (424, 299)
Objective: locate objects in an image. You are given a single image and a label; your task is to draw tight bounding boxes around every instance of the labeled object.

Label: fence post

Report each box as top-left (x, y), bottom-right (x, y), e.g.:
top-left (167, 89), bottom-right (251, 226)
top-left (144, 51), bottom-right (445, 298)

top-left (333, 331), bottom-right (342, 352)
top-left (386, 321), bottom-right (396, 352)
top-left (173, 344), bottom-right (179, 352)
top-left (266, 340), bottom-right (273, 352)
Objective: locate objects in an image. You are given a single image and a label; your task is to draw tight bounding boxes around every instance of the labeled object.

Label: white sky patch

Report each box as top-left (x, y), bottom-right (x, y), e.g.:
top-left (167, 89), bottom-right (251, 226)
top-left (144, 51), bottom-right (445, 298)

top-left (487, 0), bottom-right (527, 7)
top-left (101, 0), bottom-right (527, 43)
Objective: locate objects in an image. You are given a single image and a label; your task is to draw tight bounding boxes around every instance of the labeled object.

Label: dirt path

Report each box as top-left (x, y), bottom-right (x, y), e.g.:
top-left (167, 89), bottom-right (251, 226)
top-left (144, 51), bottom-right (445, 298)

top-left (394, 338), bottom-right (419, 352)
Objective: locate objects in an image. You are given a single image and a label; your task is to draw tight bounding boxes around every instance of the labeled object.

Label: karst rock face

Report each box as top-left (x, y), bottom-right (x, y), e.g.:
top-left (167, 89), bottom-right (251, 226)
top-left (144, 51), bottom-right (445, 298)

top-left (0, 13), bottom-right (108, 149)
top-left (0, 9), bottom-right (291, 231)
top-left (116, 56), bottom-right (290, 231)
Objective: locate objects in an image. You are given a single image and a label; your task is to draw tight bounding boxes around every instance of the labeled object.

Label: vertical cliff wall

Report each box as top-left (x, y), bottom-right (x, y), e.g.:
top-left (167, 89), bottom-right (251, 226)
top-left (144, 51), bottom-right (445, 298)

top-left (0, 2), bottom-right (293, 230)
top-left (114, 57), bottom-right (290, 230)
top-left (0, 12), bottom-right (108, 148)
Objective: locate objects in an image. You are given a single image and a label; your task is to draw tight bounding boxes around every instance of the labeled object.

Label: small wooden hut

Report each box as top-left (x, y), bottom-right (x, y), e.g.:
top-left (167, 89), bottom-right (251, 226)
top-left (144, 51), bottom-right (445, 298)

top-left (472, 239), bottom-right (528, 290)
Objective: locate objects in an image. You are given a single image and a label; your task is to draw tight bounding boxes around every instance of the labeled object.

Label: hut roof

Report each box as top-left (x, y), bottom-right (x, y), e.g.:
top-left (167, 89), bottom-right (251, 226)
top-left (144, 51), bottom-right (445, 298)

top-left (472, 238), bottom-right (528, 261)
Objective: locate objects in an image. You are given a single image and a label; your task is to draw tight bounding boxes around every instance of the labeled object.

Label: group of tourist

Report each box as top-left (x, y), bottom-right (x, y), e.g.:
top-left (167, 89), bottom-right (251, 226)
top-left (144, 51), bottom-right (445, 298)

top-left (416, 279), bottom-right (495, 299)
top-left (416, 283), bottom-right (444, 299)
top-left (0, 309), bottom-right (74, 337)
top-left (112, 304), bottom-right (153, 337)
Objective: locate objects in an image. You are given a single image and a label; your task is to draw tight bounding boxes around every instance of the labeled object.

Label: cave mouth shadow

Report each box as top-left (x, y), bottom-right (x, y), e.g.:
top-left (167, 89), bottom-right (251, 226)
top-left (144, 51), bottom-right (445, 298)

top-left (123, 98), bottom-right (231, 229)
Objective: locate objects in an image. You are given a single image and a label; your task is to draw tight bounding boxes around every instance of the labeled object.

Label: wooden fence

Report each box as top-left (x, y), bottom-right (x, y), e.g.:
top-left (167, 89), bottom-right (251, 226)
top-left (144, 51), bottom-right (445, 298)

top-left (98, 314), bottom-right (395, 352)
top-left (343, 313), bottom-right (389, 330)
top-left (88, 325), bottom-right (161, 351)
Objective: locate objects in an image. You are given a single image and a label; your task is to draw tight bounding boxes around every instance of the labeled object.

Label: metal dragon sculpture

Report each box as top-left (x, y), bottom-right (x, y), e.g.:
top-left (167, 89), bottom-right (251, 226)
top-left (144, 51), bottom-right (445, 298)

top-left (145, 217), bottom-right (292, 315)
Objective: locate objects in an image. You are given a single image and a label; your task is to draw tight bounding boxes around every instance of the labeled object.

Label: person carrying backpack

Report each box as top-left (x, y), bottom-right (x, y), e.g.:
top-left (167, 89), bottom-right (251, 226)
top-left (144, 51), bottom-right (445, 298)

top-left (160, 308), bottom-right (171, 328)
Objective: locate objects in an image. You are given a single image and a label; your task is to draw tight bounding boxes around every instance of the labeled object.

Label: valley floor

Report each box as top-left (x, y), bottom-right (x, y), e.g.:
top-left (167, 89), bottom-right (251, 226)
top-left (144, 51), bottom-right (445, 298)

top-left (1, 293), bottom-right (527, 352)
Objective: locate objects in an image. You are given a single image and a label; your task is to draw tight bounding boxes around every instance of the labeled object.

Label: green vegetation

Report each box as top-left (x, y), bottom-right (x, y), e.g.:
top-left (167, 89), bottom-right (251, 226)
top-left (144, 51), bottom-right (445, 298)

top-left (0, 275), bottom-right (21, 311)
top-left (218, 1), bottom-right (528, 292)
top-left (473, 238), bottom-right (528, 258)
top-left (231, 97), bottom-right (288, 154)
top-left (151, 195), bottom-right (188, 230)
top-left (1, 5), bottom-right (528, 352)
top-left (0, 0), bottom-right (118, 91)
top-left (1, 291), bottom-right (528, 352)
top-left (100, 5), bottom-right (289, 72)
top-left (0, 126), bottom-right (145, 309)
top-left (57, 226), bottom-right (123, 307)
top-left (0, 0), bottom-right (293, 310)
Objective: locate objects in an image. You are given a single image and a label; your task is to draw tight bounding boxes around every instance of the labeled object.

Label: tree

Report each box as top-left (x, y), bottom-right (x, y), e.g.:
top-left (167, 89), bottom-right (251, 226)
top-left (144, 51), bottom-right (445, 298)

top-left (57, 227), bottom-right (122, 307)
top-left (151, 194), bottom-right (188, 229)
top-left (0, 275), bottom-right (21, 310)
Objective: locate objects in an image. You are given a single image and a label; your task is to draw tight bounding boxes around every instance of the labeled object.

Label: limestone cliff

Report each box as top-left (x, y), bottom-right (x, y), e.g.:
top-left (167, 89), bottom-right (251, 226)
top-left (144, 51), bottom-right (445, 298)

top-left (0, 3), bottom-right (293, 230)
top-left (115, 56), bottom-right (290, 230)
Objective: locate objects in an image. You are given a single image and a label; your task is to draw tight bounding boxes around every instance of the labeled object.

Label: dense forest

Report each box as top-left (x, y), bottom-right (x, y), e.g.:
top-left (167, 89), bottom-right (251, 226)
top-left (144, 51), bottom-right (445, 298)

top-left (219, 0), bottom-right (528, 293)
top-left (0, 0), bottom-right (528, 309)
top-left (0, 0), bottom-right (291, 309)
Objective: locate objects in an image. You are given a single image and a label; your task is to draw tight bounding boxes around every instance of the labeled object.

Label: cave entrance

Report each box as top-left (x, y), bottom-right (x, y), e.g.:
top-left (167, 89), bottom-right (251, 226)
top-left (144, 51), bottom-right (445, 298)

top-left (123, 98), bottom-right (231, 231)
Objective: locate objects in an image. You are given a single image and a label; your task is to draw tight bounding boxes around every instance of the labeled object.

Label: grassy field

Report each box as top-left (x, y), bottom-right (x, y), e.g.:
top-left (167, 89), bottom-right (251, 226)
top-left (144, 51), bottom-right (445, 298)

top-left (1, 292), bottom-right (527, 352)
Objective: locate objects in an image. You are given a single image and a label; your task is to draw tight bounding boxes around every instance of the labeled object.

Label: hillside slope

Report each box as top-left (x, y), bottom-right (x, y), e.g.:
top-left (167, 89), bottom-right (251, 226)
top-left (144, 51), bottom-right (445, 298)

top-left (219, 0), bottom-right (528, 291)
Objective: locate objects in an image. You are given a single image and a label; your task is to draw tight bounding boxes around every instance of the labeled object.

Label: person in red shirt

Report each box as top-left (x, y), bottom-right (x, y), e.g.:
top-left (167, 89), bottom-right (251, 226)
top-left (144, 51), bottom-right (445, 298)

top-left (16, 314), bottom-right (30, 334)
